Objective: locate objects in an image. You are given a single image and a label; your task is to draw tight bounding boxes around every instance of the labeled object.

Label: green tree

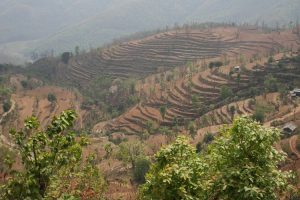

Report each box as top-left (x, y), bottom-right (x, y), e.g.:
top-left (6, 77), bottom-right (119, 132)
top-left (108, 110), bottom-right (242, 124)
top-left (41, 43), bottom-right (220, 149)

top-left (45, 155), bottom-right (106, 200)
top-left (117, 141), bottom-right (145, 169)
top-left (204, 117), bottom-right (291, 200)
top-left (0, 110), bottom-right (105, 200)
top-left (133, 156), bottom-right (151, 184)
top-left (188, 121), bottom-right (196, 139)
top-left (191, 94), bottom-right (200, 108)
top-left (140, 130), bottom-right (150, 141)
top-left (264, 75), bottom-right (278, 93)
top-left (2, 100), bottom-right (11, 112)
top-left (159, 105), bottom-right (167, 121)
top-left (47, 93), bottom-right (57, 103)
top-left (229, 105), bottom-right (236, 120)
top-left (220, 86), bottom-right (233, 100)
top-left (104, 143), bottom-right (113, 159)
top-left (139, 136), bottom-right (206, 200)
top-left (140, 118), bottom-right (292, 200)
top-left (236, 73), bottom-right (241, 88)
top-left (252, 109), bottom-right (265, 123)
top-left (145, 120), bottom-right (155, 134)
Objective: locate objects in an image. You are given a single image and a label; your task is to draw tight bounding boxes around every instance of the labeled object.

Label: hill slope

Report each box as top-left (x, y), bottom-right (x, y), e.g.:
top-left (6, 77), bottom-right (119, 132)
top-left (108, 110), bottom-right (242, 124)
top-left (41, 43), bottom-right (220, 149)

top-left (30, 27), bottom-right (299, 86)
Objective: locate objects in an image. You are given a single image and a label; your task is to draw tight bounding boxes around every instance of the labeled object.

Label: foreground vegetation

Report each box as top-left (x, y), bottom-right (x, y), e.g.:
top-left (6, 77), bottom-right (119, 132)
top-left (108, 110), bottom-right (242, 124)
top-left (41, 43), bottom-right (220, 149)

top-left (139, 118), bottom-right (293, 200)
top-left (0, 109), bottom-right (296, 199)
top-left (0, 110), bottom-right (106, 200)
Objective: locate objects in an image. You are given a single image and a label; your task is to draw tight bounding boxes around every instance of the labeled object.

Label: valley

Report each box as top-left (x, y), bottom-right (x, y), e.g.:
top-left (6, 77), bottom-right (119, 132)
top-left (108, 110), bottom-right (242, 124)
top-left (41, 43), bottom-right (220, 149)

top-left (1, 24), bottom-right (300, 199)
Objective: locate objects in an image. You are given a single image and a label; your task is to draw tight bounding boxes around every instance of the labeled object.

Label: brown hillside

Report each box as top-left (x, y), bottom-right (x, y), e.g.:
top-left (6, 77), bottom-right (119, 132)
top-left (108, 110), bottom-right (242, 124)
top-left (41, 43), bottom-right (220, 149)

top-left (0, 79), bottom-right (86, 139)
top-left (53, 27), bottom-right (299, 85)
top-left (98, 52), bottom-right (300, 135)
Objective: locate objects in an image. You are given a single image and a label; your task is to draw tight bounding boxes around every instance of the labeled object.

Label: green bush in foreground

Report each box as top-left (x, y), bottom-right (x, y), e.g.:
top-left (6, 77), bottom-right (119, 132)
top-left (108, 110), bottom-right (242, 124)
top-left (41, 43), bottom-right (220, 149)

top-left (0, 110), bottom-right (106, 200)
top-left (139, 117), bottom-right (292, 200)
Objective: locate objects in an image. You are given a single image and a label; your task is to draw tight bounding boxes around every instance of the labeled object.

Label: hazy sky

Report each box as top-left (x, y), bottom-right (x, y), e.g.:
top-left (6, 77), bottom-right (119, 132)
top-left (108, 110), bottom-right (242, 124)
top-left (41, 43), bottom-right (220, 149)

top-left (0, 0), bottom-right (299, 64)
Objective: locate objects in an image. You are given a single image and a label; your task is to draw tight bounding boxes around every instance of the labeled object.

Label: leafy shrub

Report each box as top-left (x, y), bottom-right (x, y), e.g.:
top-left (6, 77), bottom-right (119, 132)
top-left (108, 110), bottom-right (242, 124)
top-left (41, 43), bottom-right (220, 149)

top-left (47, 93), bottom-right (57, 103)
top-left (2, 100), bottom-right (11, 112)
top-left (139, 118), bottom-right (292, 200)
top-left (133, 157), bottom-right (151, 184)
top-left (220, 86), bottom-right (233, 100)
top-left (0, 110), bottom-right (106, 199)
top-left (251, 109), bottom-right (265, 123)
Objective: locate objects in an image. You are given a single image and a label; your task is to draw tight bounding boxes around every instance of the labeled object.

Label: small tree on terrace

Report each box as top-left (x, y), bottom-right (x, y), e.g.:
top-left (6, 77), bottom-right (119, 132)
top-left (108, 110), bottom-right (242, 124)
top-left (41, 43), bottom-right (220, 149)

top-left (188, 121), bottom-right (197, 139)
top-left (229, 105), bottom-right (236, 120)
top-left (47, 93), bottom-right (57, 103)
top-left (264, 75), bottom-right (278, 93)
top-left (159, 105), bottom-right (167, 121)
top-left (117, 140), bottom-right (145, 169)
top-left (104, 143), bottom-right (113, 159)
top-left (220, 86), bottom-right (233, 100)
top-left (236, 73), bottom-right (241, 88)
top-left (2, 100), bottom-right (11, 112)
top-left (133, 156), bottom-right (151, 184)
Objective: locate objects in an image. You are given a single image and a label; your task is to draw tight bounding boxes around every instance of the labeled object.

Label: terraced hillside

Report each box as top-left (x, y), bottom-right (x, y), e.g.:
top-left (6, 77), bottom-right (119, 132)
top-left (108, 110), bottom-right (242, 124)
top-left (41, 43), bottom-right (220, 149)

top-left (56, 27), bottom-right (299, 85)
top-left (98, 52), bottom-right (300, 135)
top-left (0, 75), bottom-right (87, 139)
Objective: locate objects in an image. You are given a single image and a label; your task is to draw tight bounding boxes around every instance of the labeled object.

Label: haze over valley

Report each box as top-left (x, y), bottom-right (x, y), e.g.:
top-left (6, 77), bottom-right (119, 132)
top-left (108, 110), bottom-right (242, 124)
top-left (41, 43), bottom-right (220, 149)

top-left (1, 0), bottom-right (300, 64)
top-left (1, 1), bottom-right (300, 199)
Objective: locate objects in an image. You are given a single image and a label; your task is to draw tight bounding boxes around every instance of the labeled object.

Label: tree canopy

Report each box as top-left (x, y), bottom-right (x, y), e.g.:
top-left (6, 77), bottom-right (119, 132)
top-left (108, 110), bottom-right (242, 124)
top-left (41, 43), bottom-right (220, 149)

top-left (139, 117), bottom-right (292, 200)
top-left (0, 110), bottom-right (106, 200)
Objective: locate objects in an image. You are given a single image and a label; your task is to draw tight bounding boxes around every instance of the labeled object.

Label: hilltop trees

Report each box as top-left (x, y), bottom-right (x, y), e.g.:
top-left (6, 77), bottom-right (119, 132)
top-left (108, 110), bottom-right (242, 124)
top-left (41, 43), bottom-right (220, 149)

top-left (61, 52), bottom-right (71, 64)
top-left (0, 110), bottom-right (106, 200)
top-left (139, 117), bottom-right (292, 200)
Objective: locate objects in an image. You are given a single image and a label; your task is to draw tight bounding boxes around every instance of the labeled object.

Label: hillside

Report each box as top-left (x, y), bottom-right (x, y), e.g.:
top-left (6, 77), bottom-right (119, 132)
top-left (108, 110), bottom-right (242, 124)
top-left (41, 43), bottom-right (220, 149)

top-left (96, 52), bottom-right (300, 135)
top-left (29, 27), bottom-right (300, 85)
top-left (1, 25), bottom-right (300, 199)
top-left (1, 0), bottom-right (300, 64)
